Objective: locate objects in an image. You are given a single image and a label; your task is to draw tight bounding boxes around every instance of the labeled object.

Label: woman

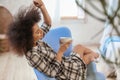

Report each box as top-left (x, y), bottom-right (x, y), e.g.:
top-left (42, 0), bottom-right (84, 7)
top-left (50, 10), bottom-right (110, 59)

top-left (7, 0), bottom-right (99, 80)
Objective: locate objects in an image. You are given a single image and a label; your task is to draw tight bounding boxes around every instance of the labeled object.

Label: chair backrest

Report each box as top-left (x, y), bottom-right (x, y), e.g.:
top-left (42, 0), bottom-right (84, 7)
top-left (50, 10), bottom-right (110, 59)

top-left (0, 6), bottom-right (13, 34)
top-left (0, 6), bottom-right (13, 53)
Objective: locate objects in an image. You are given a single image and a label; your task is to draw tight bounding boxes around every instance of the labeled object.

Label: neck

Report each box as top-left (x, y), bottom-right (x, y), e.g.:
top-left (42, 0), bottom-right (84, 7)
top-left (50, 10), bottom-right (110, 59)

top-left (33, 41), bottom-right (37, 47)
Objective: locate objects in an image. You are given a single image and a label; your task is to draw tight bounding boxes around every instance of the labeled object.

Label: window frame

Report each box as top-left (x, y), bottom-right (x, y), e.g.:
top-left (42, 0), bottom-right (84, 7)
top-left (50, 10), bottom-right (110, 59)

top-left (60, 0), bottom-right (85, 20)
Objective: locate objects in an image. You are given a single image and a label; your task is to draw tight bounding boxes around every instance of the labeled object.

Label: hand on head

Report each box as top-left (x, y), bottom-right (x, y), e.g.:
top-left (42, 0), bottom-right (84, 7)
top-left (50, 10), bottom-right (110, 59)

top-left (33, 0), bottom-right (44, 8)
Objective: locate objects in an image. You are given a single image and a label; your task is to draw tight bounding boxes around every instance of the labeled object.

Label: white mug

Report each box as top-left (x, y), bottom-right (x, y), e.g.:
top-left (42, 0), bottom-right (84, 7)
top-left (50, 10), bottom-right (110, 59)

top-left (59, 37), bottom-right (72, 45)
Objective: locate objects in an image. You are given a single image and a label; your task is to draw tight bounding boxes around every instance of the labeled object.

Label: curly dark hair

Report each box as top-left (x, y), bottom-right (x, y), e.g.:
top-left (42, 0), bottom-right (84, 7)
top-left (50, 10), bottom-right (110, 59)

top-left (7, 5), bottom-right (41, 56)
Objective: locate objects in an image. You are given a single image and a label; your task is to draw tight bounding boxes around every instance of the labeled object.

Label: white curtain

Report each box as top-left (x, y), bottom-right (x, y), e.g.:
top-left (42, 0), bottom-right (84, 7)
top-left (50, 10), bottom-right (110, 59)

top-left (43, 0), bottom-right (60, 25)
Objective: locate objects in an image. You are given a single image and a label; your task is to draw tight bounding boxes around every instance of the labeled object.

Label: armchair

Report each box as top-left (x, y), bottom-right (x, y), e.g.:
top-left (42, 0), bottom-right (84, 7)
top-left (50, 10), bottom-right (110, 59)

top-left (34, 26), bottom-right (105, 80)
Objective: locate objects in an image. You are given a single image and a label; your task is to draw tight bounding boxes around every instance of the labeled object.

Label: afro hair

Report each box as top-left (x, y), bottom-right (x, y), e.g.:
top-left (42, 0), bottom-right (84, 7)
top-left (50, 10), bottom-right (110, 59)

top-left (7, 5), bottom-right (41, 56)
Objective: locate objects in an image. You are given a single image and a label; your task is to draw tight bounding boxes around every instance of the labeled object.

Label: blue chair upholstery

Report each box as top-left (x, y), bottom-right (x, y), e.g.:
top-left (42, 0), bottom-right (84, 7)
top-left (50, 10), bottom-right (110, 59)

top-left (34, 26), bottom-right (105, 80)
top-left (86, 62), bottom-right (106, 80)
top-left (100, 36), bottom-right (120, 57)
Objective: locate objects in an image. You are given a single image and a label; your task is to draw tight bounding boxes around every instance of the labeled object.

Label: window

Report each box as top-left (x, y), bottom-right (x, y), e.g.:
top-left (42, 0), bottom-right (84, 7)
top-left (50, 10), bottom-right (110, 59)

top-left (60, 0), bottom-right (85, 19)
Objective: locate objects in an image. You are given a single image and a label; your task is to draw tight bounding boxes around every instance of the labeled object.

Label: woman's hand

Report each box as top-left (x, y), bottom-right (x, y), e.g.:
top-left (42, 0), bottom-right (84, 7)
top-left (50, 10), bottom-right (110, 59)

top-left (83, 54), bottom-right (98, 64)
top-left (59, 40), bottom-right (72, 53)
top-left (33, 0), bottom-right (44, 8)
top-left (56, 40), bottom-right (72, 63)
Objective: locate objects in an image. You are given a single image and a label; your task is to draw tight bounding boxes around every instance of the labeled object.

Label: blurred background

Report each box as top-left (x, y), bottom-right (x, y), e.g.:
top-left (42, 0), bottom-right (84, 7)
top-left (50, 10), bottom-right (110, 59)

top-left (0, 0), bottom-right (119, 80)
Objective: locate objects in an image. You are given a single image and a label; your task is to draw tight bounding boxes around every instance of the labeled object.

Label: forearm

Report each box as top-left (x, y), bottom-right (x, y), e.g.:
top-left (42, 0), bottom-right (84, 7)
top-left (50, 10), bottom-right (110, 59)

top-left (26, 51), bottom-right (60, 77)
top-left (56, 41), bottom-right (72, 62)
top-left (39, 3), bottom-right (51, 26)
top-left (56, 50), bottom-right (64, 63)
